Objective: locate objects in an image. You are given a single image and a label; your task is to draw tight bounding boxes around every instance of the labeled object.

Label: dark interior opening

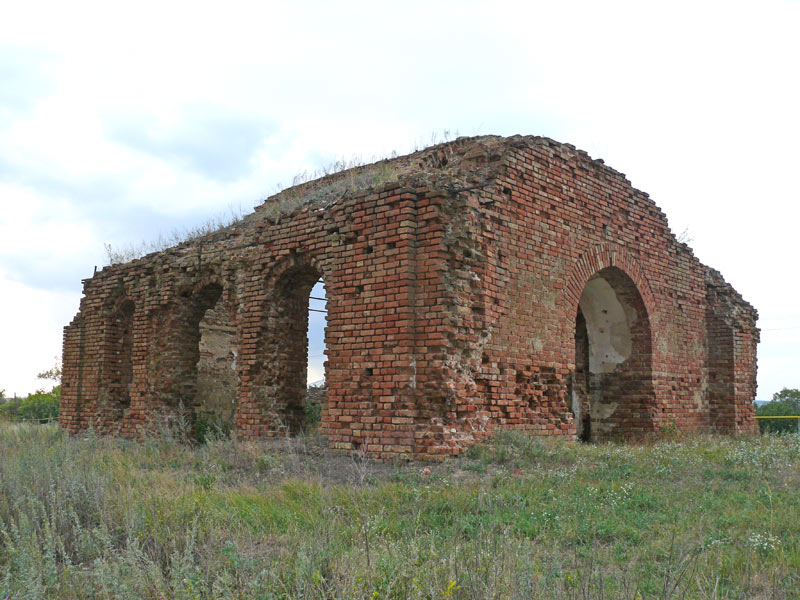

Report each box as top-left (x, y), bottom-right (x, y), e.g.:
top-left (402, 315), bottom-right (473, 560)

top-left (571, 267), bottom-right (654, 441)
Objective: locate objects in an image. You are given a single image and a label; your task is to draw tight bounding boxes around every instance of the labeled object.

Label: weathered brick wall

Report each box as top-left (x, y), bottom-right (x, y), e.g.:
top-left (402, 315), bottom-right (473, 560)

top-left (705, 268), bottom-right (759, 433)
top-left (61, 135), bottom-right (759, 457)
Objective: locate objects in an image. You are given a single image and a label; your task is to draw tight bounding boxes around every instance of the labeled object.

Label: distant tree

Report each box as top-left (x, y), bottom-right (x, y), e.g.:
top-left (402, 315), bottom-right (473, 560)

top-left (10, 389), bottom-right (58, 422)
top-left (0, 359), bottom-right (61, 422)
top-left (756, 388), bottom-right (800, 433)
top-left (0, 394), bottom-right (19, 420)
top-left (773, 388), bottom-right (800, 406)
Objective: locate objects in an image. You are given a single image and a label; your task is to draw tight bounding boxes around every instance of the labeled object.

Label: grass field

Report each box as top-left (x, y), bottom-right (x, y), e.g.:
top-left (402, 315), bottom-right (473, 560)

top-left (0, 424), bottom-right (797, 599)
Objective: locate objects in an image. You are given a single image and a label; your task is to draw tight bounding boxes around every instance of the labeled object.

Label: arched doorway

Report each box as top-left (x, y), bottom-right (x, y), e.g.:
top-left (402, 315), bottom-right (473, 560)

top-left (194, 284), bottom-right (238, 435)
top-left (570, 267), bottom-right (654, 441)
top-left (151, 282), bottom-right (238, 436)
top-left (264, 258), bottom-right (327, 433)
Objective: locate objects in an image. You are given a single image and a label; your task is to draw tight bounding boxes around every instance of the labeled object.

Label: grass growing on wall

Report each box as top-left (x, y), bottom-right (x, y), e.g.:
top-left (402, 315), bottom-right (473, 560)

top-left (0, 424), bottom-right (797, 599)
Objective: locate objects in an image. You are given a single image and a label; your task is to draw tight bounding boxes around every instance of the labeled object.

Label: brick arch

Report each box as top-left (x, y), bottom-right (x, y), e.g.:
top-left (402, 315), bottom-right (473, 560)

top-left (564, 245), bottom-right (658, 440)
top-left (105, 290), bottom-right (135, 313)
top-left (191, 279), bottom-right (239, 433)
top-left (174, 267), bottom-right (236, 312)
top-left (250, 251), bottom-right (331, 434)
top-left (563, 243), bottom-right (655, 321)
top-left (145, 270), bottom-right (240, 434)
top-left (263, 251), bottom-right (330, 293)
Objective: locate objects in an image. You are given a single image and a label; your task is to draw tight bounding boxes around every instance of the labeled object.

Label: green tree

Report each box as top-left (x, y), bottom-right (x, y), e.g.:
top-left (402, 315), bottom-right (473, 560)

top-left (756, 388), bottom-right (800, 433)
top-left (0, 359), bottom-right (61, 422)
top-left (16, 388), bottom-right (59, 422)
top-left (0, 393), bottom-right (19, 420)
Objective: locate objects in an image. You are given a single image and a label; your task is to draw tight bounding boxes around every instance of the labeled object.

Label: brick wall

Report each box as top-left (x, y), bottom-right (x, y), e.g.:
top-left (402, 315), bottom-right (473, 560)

top-left (60, 135), bottom-right (759, 457)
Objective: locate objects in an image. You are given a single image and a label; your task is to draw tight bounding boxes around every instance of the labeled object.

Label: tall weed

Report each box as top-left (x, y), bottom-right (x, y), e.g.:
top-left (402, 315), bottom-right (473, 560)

top-left (0, 425), bottom-right (797, 598)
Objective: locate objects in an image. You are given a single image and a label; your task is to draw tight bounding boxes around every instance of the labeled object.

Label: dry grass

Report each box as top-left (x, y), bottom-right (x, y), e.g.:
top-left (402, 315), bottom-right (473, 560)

top-left (0, 424), bottom-right (797, 598)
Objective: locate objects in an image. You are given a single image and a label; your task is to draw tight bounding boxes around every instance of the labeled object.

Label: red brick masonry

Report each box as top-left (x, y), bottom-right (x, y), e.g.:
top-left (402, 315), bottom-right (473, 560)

top-left (61, 136), bottom-right (759, 458)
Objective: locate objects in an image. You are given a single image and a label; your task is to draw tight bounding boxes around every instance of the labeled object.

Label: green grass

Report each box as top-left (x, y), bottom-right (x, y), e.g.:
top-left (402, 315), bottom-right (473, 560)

top-left (0, 425), bottom-right (797, 598)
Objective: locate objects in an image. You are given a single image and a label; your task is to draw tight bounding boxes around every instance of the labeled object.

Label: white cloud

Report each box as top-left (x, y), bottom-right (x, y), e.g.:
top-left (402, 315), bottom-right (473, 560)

top-left (0, 277), bottom-right (79, 396)
top-left (0, 0), bottom-right (796, 400)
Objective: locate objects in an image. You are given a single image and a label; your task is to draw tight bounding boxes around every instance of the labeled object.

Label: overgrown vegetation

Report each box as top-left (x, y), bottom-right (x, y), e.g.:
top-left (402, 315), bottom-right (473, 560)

top-left (0, 359), bottom-right (60, 422)
top-left (303, 382), bottom-right (326, 429)
top-left (261, 162), bottom-right (401, 225)
top-left (193, 410), bottom-right (234, 445)
top-left (0, 387), bottom-right (59, 422)
top-left (756, 388), bottom-right (800, 433)
top-left (0, 427), bottom-right (797, 598)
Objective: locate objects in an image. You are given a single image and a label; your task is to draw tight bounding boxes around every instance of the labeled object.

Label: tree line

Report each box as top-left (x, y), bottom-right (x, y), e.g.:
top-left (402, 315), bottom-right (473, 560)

top-left (1, 363), bottom-right (797, 433)
top-left (756, 388), bottom-right (800, 433)
top-left (0, 360), bottom-right (60, 422)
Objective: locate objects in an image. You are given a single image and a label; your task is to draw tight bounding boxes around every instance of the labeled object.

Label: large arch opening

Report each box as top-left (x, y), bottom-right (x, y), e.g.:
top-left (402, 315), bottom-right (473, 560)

top-left (155, 283), bottom-right (238, 436)
top-left (195, 285), bottom-right (238, 435)
top-left (265, 260), bottom-right (327, 433)
top-left (570, 267), bottom-right (654, 441)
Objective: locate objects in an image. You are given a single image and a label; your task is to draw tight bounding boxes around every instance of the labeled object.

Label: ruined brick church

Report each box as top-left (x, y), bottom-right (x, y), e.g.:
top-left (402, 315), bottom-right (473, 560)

top-left (60, 136), bottom-right (759, 458)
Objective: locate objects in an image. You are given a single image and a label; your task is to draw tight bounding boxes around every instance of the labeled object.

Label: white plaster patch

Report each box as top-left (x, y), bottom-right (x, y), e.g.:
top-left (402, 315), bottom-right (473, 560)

top-left (571, 386), bottom-right (582, 424)
top-left (579, 275), bottom-right (633, 374)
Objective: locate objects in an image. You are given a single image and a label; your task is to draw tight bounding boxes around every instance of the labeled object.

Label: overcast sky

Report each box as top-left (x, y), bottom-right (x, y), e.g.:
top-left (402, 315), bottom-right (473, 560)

top-left (1, 0), bottom-right (798, 400)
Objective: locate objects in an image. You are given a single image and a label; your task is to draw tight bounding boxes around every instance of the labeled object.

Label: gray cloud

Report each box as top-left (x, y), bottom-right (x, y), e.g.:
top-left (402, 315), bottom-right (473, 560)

top-left (1, 255), bottom-right (91, 294)
top-left (0, 203), bottom-right (237, 294)
top-left (0, 128), bottom-right (270, 294)
top-left (110, 110), bottom-right (277, 182)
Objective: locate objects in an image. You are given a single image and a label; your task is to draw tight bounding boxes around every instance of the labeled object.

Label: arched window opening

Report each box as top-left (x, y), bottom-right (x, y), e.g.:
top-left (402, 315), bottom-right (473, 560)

top-left (571, 267), bottom-right (653, 441)
top-left (266, 262), bottom-right (327, 434)
top-left (194, 284), bottom-right (237, 436)
top-left (305, 279), bottom-right (327, 430)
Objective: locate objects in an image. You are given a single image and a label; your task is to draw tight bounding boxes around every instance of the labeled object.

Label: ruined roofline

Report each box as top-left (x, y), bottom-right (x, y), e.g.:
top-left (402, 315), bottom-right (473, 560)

top-left (90, 134), bottom-right (758, 325)
top-left (250, 134), bottom-right (683, 242)
top-left (93, 134), bottom-right (675, 279)
top-left (258, 135), bottom-right (504, 199)
top-left (254, 134), bottom-right (645, 214)
top-left (704, 265), bottom-right (760, 324)
top-left (91, 137), bottom-right (485, 279)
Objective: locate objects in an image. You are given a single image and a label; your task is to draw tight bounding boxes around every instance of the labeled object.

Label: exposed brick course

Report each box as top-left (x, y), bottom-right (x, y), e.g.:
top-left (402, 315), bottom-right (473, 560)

top-left (61, 135), bottom-right (759, 458)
